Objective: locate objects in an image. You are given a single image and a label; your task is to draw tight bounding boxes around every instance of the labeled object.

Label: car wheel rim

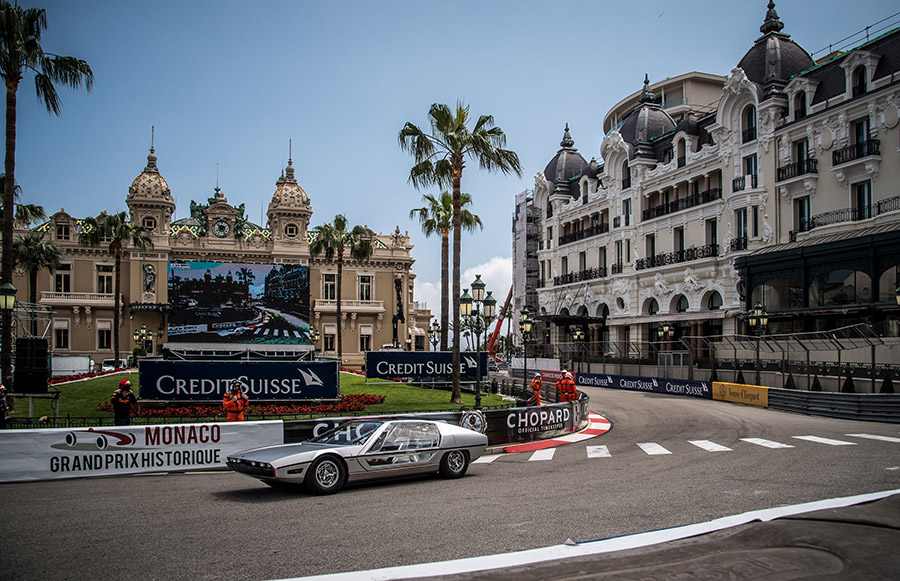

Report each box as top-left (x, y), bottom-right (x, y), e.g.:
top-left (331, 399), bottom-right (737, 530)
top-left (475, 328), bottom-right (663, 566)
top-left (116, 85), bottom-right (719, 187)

top-left (316, 461), bottom-right (339, 488)
top-left (448, 451), bottom-right (464, 472)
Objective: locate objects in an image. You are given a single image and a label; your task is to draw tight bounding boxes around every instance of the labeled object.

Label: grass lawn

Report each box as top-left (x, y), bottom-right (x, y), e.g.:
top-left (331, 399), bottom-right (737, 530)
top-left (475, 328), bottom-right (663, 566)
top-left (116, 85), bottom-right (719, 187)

top-left (8, 371), bottom-right (509, 423)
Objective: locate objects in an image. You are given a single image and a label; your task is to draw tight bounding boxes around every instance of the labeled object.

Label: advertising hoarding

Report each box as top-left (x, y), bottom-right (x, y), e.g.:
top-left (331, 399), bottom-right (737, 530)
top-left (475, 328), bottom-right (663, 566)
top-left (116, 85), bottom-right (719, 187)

top-left (364, 351), bottom-right (489, 382)
top-left (576, 371), bottom-right (712, 399)
top-left (167, 261), bottom-right (311, 345)
top-left (138, 360), bottom-right (340, 402)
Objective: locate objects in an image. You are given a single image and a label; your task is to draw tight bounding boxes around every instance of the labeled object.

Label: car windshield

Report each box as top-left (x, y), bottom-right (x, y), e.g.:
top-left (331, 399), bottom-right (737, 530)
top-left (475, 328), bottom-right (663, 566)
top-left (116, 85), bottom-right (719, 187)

top-left (310, 421), bottom-right (384, 446)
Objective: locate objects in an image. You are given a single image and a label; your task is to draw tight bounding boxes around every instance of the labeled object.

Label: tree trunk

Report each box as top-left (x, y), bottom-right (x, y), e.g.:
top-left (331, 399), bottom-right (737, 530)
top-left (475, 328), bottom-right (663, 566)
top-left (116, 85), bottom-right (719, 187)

top-left (3, 81), bottom-right (19, 389)
top-left (450, 169), bottom-right (462, 403)
top-left (336, 249), bottom-right (343, 365)
top-left (29, 269), bottom-right (37, 337)
top-left (113, 245), bottom-right (121, 366)
top-left (440, 228), bottom-right (449, 352)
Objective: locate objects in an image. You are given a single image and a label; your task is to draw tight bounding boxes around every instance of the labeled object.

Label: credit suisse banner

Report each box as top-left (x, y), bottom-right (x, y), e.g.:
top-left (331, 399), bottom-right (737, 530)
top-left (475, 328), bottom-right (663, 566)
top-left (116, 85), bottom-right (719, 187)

top-left (365, 351), bottom-right (488, 382)
top-left (0, 420), bottom-right (283, 483)
top-left (138, 360), bottom-right (340, 402)
top-left (576, 371), bottom-right (712, 399)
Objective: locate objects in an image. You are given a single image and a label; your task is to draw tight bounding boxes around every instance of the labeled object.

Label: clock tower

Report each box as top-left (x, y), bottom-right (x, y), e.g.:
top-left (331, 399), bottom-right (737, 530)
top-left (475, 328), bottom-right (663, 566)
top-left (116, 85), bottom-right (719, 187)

top-left (204, 187), bottom-right (239, 240)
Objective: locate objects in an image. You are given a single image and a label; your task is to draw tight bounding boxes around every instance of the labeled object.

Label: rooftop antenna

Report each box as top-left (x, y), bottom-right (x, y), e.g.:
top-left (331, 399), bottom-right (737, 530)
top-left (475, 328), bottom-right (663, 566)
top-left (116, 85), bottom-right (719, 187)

top-left (151, 125), bottom-right (155, 150)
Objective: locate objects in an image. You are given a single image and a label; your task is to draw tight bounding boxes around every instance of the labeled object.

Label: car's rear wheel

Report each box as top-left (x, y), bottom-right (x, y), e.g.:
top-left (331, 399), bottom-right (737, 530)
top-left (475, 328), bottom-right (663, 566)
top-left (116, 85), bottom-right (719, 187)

top-left (305, 456), bottom-right (346, 495)
top-left (439, 449), bottom-right (469, 478)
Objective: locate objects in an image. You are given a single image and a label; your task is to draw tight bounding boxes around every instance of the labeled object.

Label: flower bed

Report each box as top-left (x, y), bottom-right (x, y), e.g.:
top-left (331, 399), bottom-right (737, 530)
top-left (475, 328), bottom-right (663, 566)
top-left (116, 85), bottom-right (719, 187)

top-left (97, 393), bottom-right (386, 418)
top-left (50, 368), bottom-right (128, 385)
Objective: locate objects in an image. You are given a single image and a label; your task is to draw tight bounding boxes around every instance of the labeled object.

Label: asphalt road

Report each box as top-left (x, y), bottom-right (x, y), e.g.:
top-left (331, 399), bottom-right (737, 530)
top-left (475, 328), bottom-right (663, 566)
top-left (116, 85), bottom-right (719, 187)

top-left (2, 386), bottom-right (899, 580)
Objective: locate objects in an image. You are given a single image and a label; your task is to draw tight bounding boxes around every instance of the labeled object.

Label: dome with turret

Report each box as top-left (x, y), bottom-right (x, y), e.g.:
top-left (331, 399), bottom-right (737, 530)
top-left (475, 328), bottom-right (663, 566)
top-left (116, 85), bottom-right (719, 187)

top-left (736, 1), bottom-right (814, 97)
top-left (269, 158), bottom-right (309, 209)
top-left (128, 146), bottom-right (173, 203)
top-left (543, 125), bottom-right (589, 198)
top-left (617, 76), bottom-right (677, 150)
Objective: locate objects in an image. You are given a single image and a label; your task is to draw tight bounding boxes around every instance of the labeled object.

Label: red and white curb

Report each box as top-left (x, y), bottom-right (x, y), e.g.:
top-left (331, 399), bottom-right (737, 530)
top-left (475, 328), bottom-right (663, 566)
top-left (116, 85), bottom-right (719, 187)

top-left (504, 412), bottom-right (611, 453)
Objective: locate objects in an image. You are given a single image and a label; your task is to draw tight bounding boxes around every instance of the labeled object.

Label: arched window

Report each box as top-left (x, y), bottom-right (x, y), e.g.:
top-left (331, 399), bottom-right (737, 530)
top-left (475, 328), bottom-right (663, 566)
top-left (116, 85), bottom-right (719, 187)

top-left (647, 298), bottom-right (659, 315)
top-left (707, 291), bottom-right (723, 311)
top-left (743, 106), bottom-right (757, 143)
top-left (675, 295), bottom-right (689, 313)
top-left (581, 181), bottom-right (588, 203)
top-left (853, 66), bottom-right (867, 97)
top-left (809, 270), bottom-right (871, 307)
top-left (794, 91), bottom-right (807, 120)
top-left (621, 160), bottom-right (631, 189)
top-left (677, 139), bottom-right (686, 167)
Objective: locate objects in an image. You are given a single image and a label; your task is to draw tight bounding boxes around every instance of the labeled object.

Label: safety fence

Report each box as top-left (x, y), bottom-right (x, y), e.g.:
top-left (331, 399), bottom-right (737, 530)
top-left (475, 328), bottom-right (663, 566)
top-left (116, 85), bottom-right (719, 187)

top-left (768, 388), bottom-right (900, 423)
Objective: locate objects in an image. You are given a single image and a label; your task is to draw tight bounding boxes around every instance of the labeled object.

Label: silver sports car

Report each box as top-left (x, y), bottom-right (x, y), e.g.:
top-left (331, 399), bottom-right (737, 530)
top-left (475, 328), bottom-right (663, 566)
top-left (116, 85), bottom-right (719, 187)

top-left (226, 419), bottom-right (488, 494)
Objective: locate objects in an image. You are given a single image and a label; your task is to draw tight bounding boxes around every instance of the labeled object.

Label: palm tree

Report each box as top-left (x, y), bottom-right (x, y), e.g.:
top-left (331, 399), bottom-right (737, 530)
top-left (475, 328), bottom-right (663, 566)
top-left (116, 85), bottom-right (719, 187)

top-left (79, 211), bottom-right (153, 365)
top-left (0, 2), bottom-right (93, 387)
top-left (408, 191), bottom-right (482, 352)
top-left (309, 214), bottom-right (373, 363)
top-left (13, 231), bottom-right (62, 334)
top-left (399, 102), bottom-right (521, 403)
top-left (0, 173), bottom-right (47, 227)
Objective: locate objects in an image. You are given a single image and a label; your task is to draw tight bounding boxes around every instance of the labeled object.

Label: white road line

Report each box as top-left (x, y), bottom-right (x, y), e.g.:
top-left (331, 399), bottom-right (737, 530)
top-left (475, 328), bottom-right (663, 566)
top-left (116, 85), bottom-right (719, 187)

top-left (793, 435), bottom-right (856, 446)
top-left (473, 455), bottom-right (500, 464)
top-left (740, 438), bottom-right (794, 449)
top-left (847, 433), bottom-right (900, 443)
top-left (689, 440), bottom-right (732, 452)
top-left (637, 443), bottom-right (671, 455)
top-left (529, 449), bottom-right (555, 461)
top-left (586, 445), bottom-right (610, 458)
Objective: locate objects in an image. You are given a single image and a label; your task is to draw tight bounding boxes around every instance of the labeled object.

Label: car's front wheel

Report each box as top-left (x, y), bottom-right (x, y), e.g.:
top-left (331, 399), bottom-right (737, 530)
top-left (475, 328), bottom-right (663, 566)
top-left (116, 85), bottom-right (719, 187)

top-left (305, 456), bottom-right (346, 495)
top-left (439, 449), bottom-right (469, 478)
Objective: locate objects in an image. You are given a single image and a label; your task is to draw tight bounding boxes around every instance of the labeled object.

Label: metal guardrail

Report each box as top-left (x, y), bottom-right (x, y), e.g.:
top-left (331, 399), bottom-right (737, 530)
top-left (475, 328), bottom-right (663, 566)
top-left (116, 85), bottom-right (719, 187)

top-left (769, 388), bottom-right (900, 423)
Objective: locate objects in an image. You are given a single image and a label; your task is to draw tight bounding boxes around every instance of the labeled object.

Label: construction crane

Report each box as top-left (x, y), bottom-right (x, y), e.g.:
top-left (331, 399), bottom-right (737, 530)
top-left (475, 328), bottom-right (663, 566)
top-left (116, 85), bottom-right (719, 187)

top-left (487, 288), bottom-right (512, 362)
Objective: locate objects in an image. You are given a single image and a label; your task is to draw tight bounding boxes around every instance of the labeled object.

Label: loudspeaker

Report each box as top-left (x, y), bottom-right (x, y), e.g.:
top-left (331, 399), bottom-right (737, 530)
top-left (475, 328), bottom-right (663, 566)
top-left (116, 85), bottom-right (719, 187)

top-left (15, 338), bottom-right (50, 394)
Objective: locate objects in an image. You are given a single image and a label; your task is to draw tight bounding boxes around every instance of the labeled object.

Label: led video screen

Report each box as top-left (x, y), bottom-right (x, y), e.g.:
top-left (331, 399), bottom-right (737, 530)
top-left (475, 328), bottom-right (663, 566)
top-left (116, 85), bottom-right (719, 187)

top-left (167, 261), bottom-right (311, 345)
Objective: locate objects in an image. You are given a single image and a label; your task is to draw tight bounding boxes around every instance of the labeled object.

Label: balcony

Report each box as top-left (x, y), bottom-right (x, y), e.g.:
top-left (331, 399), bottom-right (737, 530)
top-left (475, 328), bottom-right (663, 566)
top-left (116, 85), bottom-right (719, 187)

top-left (41, 292), bottom-right (119, 307)
top-left (777, 158), bottom-right (818, 182)
top-left (553, 267), bottom-right (607, 286)
top-left (621, 176), bottom-right (632, 190)
top-left (789, 195), bottom-right (900, 241)
top-left (732, 174), bottom-right (758, 192)
top-left (852, 84), bottom-right (867, 98)
top-left (832, 139), bottom-right (880, 166)
top-left (641, 188), bottom-right (722, 221)
top-left (729, 237), bottom-right (748, 252)
top-left (314, 299), bottom-right (384, 314)
top-left (558, 222), bottom-right (609, 246)
top-left (742, 127), bottom-right (757, 143)
top-left (634, 243), bottom-right (719, 271)
top-left (611, 262), bottom-right (624, 275)
top-left (677, 155), bottom-right (686, 168)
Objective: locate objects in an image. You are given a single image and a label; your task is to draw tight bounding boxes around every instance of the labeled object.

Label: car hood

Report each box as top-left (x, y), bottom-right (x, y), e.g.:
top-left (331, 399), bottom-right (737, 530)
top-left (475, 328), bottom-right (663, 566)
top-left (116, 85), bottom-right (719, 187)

top-left (229, 442), bottom-right (336, 463)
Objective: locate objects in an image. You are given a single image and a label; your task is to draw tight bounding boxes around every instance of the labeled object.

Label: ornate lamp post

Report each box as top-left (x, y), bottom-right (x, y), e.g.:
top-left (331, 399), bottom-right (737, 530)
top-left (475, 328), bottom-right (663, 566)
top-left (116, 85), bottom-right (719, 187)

top-left (310, 327), bottom-right (320, 360)
top-left (572, 327), bottom-right (584, 374)
top-left (133, 324), bottom-right (154, 355)
top-left (747, 303), bottom-right (769, 386)
top-left (406, 337), bottom-right (412, 351)
top-left (519, 306), bottom-right (533, 396)
top-left (657, 322), bottom-right (674, 352)
top-left (429, 319), bottom-right (441, 351)
top-left (460, 275), bottom-right (495, 410)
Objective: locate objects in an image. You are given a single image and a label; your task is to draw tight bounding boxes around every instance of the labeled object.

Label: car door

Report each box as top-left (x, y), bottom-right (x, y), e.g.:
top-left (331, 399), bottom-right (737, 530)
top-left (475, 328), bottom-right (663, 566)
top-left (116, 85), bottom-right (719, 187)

top-left (359, 422), bottom-right (440, 473)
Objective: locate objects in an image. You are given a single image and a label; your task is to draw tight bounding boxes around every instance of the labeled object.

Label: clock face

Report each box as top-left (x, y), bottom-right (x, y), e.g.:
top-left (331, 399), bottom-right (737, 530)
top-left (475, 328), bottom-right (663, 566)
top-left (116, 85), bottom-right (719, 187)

top-left (212, 219), bottom-right (231, 238)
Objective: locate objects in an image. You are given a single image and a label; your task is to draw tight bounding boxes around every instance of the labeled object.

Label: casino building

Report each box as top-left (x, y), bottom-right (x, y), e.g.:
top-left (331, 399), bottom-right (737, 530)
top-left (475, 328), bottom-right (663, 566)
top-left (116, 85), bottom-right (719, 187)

top-left (17, 146), bottom-right (431, 370)
top-left (513, 2), bottom-right (900, 359)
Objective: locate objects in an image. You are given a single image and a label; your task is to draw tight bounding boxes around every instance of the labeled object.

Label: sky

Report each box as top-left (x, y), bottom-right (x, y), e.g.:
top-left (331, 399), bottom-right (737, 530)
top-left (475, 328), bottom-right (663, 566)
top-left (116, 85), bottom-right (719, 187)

top-left (8, 0), bottom-right (898, 324)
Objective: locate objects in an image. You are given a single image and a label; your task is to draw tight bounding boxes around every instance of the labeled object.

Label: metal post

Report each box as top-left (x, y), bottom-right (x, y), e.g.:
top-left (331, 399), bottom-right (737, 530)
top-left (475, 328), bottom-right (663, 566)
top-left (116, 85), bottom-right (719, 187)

top-left (755, 334), bottom-right (761, 386)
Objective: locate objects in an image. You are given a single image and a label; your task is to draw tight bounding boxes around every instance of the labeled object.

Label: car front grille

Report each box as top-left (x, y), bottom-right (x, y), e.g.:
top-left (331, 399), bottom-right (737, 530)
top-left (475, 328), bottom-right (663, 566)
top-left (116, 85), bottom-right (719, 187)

top-left (227, 458), bottom-right (275, 478)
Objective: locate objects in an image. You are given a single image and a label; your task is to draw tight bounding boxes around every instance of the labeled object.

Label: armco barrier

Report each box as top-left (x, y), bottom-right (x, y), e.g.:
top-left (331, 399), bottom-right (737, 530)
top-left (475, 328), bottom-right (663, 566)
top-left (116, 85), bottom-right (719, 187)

top-left (768, 389), bottom-right (900, 423)
top-left (283, 396), bottom-right (591, 447)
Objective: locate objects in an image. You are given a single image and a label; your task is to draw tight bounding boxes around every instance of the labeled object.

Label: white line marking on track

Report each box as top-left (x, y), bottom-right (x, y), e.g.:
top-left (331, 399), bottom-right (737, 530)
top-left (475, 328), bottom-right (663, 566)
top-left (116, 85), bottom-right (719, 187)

top-left (793, 435), bottom-right (856, 446)
top-left (637, 443), bottom-right (671, 455)
top-left (740, 438), bottom-right (794, 449)
top-left (473, 455), bottom-right (500, 464)
top-left (688, 440), bottom-right (732, 452)
top-left (586, 446), bottom-right (610, 458)
top-left (529, 449), bottom-right (555, 461)
top-left (847, 433), bottom-right (900, 443)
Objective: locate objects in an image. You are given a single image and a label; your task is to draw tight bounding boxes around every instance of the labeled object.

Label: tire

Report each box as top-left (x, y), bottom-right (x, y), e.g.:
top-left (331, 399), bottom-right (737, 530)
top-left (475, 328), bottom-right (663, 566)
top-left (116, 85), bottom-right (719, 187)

top-left (304, 456), bottom-right (347, 495)
top-left (439, 450), bottom-right (469, 479)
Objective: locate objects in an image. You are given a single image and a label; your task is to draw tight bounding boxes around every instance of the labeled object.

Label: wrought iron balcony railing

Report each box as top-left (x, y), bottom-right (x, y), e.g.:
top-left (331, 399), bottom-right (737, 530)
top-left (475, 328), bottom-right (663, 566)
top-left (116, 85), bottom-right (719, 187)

top-left (641, 188), bottom-right (722, 221)
top-left (732, 174), bottom-right (758, 192)
top-left (553, 266), bottom-right (608, 286)
top-left (832, 139), bottom-right (880, 166)
top-left (634, 243), bottom-right (719, 271)
top-left (777, 158), bottom-right (818, 182)
top-left (558, 222), bottom-right (609, 246)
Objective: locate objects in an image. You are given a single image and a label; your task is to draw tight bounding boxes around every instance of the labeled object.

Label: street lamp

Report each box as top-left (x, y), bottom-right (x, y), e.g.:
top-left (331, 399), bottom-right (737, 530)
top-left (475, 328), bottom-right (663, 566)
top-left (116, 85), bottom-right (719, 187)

top-left (309, 327), bottom-right (320, 360)
top-left (460, 275), bottom-right (495, 410)
top-left (133, 324), bottom-right (154, 355)
top-left (747, 303), bottom-right (768, 386)
top-left (406, 337), bottom-right (412, 351)
top-left (657, 322), bottom-right (674, 351)
top-left (519, 306), bottom-right (532, 396)
top-left (572, 328), bottom-right (584, 374)
top-left (0, 282), bottom-right (17, 311)
top-left (429, 319), bottom-right (441, 351)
